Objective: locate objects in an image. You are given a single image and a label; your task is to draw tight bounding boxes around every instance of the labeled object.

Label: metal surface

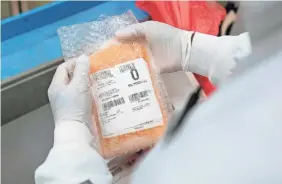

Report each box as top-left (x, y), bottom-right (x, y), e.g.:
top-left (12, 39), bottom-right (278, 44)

top-left (2, 105), bottom-right (55, 184)
top-left (1, 58), bottom-right (63, 125)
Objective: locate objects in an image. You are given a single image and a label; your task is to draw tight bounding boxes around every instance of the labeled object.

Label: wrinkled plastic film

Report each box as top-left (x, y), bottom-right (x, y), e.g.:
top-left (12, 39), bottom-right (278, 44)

top-left (58, 11), bottom-right (138, 61)
top-left (58, 11), bottom-right (172, 158)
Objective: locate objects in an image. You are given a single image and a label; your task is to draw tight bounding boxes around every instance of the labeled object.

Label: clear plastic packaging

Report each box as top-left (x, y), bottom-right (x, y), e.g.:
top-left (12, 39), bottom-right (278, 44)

top-left (58, 11), bottom-right (172, 158)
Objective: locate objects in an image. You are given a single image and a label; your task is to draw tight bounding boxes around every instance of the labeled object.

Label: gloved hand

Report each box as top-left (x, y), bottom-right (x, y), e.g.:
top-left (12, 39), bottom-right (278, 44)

top-left (48, 55), bottom-right (93, 144)
top-left (115, 21), bottom-right (193, 73)
top-left (116, 21), bottom-right (251, 85)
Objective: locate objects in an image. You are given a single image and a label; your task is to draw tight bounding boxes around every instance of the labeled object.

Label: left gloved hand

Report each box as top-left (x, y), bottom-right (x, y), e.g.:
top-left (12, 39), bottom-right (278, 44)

top-left (48, 55), bottom-right (93, 144)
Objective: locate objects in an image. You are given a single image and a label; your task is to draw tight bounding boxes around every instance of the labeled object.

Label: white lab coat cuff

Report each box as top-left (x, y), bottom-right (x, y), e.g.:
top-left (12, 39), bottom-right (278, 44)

top-left (54, 121), bottom-right (93, 146)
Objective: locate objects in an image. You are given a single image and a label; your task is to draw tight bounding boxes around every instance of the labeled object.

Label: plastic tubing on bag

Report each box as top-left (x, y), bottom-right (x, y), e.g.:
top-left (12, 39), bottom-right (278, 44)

top-left (58, 11), bottom-right (171, 158)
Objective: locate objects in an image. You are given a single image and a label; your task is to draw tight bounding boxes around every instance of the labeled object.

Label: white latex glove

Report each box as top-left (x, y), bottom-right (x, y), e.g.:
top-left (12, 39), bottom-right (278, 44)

top-left (116, 21), bottom-right (251, 85)
top-left (48, 55), bottom-right (93, 144)
top-left (189, 32), bottom-right (251, 85)
top-left (115, 21), bottom-right (193, 73)
top-left (35, 55), bottom-right (113, 184)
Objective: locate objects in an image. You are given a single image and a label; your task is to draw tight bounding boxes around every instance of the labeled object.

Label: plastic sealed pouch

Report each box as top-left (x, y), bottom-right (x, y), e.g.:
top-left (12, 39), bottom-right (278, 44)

top-left (58, 11), bottom-right (172, 158)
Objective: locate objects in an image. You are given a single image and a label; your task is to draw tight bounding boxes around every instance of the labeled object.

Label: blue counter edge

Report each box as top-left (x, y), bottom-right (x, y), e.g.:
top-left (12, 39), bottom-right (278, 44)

top-left (1, 1), bottom-right (149, 80)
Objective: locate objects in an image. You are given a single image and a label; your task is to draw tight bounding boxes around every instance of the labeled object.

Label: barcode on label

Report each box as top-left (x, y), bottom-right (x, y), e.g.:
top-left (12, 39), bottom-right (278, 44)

top-left (119, 63), bottom-right (135, 73)
top-left (128, 91), bottom-right (149, 102)
top-left (111, 167), bottom-right (122, 176)
top-left (102, 97), bottom-right (125, 111)
top-left (93, 70), bottom-right (113, 81)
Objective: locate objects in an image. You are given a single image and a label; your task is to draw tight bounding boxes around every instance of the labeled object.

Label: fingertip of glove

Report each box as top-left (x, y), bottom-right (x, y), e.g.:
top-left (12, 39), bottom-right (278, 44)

top-left (73, 55), bottom-right (90, 76)
top-left (77, 55), bottom-right (89, 64)
top-left (115, 28), bottom-right (130, 38)
top-left (115, 23), bottom-right (144, 39)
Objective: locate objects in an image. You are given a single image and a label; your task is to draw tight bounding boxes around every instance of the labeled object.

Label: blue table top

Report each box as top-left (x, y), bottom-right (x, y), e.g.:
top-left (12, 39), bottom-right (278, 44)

top-left (1, 1), bottom-right (148, 80)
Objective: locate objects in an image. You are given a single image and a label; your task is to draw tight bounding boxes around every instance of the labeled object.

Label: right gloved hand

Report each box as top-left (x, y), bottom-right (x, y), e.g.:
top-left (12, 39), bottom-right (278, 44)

top-left (115, 21), bottom-right (193, 73)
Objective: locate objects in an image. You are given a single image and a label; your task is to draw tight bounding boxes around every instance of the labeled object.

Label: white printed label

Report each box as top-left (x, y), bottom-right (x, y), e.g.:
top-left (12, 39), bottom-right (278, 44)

top-left (90, 58), bottom-right (163, 138)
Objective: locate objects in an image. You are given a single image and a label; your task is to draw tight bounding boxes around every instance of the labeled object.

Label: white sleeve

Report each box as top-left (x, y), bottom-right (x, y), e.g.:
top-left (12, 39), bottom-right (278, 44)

top-left (35, 121), bottom-right (112, 184)
top-left (186, 32), bottom-right (251, 84)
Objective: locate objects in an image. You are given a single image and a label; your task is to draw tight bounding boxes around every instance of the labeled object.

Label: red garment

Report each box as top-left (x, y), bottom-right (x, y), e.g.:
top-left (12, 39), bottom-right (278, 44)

top-left (136, 1), bottom-right (226, 96)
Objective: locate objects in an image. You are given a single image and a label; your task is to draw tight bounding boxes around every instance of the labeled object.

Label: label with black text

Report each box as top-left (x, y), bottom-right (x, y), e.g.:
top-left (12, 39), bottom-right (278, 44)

top-left (90, 58), bottom-right (163, 138)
